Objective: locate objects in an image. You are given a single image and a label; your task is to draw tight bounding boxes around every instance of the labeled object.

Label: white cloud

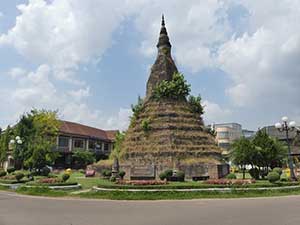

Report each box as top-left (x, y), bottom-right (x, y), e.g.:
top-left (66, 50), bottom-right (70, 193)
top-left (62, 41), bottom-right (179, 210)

top-left (8, 67), bottom-right (27, 78)
top-left (0, 65), bottom-right (130, 130)
top-left (218, 1), bottom-right (300, 125)
top-left (68, 87), bottom-right (90, 102)
top-left (133, 0), bottom-right (232, 73)
top-left (0, 0), bottom-right (128, 82)
top-left (203, 100), bottom-right (232, 125)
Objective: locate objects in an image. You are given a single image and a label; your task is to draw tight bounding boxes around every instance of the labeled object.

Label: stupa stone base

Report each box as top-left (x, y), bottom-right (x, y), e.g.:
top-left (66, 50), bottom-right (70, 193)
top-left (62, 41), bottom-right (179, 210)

top-left (120, 152), bottom-right (229, 180)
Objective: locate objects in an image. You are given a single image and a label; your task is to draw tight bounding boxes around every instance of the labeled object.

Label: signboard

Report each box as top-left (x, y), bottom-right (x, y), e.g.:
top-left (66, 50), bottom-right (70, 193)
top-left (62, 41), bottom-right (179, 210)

top-left (130, 165), bottom-right (155, 180)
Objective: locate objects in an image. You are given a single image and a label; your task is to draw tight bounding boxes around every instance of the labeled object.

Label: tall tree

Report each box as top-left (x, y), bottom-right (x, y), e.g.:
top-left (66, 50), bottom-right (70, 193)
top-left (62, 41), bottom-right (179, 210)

top-left (230, 137), bottom-right (256, 179)
top-left (253, 130), bottom-right (286, 173)
top-left (0, 126), bottom-right (13, 165)
top-left (20, 109), bottom-right (61, 170)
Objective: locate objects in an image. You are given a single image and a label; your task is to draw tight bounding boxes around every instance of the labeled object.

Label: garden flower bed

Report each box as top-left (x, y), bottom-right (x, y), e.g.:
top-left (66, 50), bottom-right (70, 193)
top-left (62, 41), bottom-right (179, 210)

top-left (0, 175), bottom-right (31, 184)
top-left (204, 179), bottom-right (256, 185)
top-left (116, 180), bottom-right (168, 186)
top-left (26, 177), bottom-right (78, 187)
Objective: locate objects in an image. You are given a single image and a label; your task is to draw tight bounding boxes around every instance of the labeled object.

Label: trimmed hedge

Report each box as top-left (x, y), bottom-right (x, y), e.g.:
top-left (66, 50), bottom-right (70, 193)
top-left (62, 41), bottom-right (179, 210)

top-left (267, 172), bottom-right (280, 183)
top-left (97, 181), bottom-right (300, 190)
top-left (226, 173), bottom-right (237, 179)
top-left (26, 181), bottom-right (78, 187)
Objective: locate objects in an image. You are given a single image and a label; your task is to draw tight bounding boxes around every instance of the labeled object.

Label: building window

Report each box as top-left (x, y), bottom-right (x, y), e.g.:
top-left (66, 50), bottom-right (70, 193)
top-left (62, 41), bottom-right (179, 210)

top-left (58, 136), bottom-right (69, 147)
top-left (219, 143), bottom-right (230, 149)
top-left (89, 140), bottom-right (96, 150)
top-left (96, 141), bottom-right (102, 150)
top-left (74, 139), bottom-right (85, 149)
top-left (218, 131), bottom-right (229, 139)
top-left (104, 143), bottom-right (109, 151)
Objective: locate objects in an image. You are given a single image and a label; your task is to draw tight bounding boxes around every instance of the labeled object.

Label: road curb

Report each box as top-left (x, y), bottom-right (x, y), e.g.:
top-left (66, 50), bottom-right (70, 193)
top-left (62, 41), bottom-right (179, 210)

top-left (92, 185), bottom-right (300, 192)
top-left (0, 183), bottom-right (81, 190)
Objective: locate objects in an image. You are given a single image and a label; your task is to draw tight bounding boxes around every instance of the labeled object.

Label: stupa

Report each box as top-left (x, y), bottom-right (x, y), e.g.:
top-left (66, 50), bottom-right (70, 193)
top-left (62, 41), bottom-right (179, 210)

top-left (120, 16), bottom-right (229, 180)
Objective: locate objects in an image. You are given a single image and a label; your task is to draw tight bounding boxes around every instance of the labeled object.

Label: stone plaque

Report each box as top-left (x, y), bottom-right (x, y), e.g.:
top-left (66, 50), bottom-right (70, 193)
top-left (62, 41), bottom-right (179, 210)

top-left (130, 165), bottom-right (155, 180)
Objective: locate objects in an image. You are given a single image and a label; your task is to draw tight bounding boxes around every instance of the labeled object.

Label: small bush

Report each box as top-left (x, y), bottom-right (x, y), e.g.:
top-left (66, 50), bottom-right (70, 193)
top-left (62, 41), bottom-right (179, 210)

top-left (159, 172), bottom-right (166, 181)
top-left (110, 176), bottom-right (116, 182)
top-left (280, 175), bottom-right (289, 182)
top-left (79, 169), bottom-right (85, 174)
top-left (7, 167), bottom-right (15, 174)
top-left (267, 172), bottom-right (280, 183)
top-left (15, 172), bottom-right (24, 182)
top-left (164, 169), bottom-right (173, 180)
top-left (119, 170), bottom-right (126, 179)
top-left (175, 171), bottom-right (185, 182)
top-left (249, 168), bottom-right (260, 180)
top-left (102, 169), bottom-right (112, 178)
top-left (141, 118), bottom-right (151, 132)
top-left (41, 167), bottom-right (51, 177)
top-left (226, 173), bottom-right (237, 179)
top-left (0, 170), bottom-right (7, 177)
top-left (272, 167), bottom-right (283, 176)
top-left (62, 173), bottom-right (70, 182)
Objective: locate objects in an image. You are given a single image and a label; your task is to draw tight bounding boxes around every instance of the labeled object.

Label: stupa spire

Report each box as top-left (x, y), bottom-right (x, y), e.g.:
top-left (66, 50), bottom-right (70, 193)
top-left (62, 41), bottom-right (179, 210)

top-left (146, 15), bottom-right (178, 99)
top-left (157, 14), bottom-right (171, 49)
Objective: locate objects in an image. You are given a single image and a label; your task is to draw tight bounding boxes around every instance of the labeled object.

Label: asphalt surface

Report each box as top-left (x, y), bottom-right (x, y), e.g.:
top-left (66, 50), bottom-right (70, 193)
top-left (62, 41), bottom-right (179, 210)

top-left (1, 191), bottom-right (300, 225)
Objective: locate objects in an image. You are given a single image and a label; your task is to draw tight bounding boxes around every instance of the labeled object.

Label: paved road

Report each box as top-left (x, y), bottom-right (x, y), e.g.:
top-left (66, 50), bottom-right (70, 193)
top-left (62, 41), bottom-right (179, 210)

top-left (1, 191), bottom-right (300, 225)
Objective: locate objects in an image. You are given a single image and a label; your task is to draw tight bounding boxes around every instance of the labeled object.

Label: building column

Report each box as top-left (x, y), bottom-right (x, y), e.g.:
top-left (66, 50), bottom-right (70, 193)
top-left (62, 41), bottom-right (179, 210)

top-left (86, 139), bottom-right (89, 150)
top-left (69, 137), bottom-right (73, 152)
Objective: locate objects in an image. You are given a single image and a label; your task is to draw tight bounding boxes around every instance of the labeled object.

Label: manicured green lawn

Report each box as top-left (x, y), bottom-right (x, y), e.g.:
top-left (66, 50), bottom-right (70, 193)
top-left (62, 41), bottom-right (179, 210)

top-left (15, 185), bottom-right (300, 200)
top-left (66, 172), bottom-right (299, 190)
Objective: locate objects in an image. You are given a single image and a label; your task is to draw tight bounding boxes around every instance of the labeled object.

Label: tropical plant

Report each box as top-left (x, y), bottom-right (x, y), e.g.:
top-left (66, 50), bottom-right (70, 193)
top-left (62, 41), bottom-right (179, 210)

top-left (109, 131), bottom-right (125, 160)
top-left (188, 95), bottom-right (204, 115)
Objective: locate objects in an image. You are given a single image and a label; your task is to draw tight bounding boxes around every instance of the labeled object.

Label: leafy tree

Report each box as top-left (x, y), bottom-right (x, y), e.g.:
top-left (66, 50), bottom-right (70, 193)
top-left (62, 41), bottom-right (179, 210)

top-left (152, 72), bottom-right (191, 100)
top-left (23, 110), bottom-right (61, 170)
top-left (230, 130), bottom-right (287, 179)
top-left (13, 112), bottom-right (35, 168)
top-left (72, 150), bottom-right (95, 168)
top-left (110, 131), bottom-right (125, 160)
top-left (0, 126), bottom-right (13, 165)
top-left (230, 137), bottom-right (256, 179)
top-left (252, 130), bottom-right (286, 173)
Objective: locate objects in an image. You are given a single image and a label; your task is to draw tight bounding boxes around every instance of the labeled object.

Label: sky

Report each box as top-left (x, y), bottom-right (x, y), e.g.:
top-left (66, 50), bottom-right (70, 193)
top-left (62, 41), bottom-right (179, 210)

top-left (0, 0), bottom-right (299, 131)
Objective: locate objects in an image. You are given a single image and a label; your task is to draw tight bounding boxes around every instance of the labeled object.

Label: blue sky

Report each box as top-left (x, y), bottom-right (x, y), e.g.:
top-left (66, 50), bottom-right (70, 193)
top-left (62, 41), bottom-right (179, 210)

top-left (0, 0), bottom-right (299, 131)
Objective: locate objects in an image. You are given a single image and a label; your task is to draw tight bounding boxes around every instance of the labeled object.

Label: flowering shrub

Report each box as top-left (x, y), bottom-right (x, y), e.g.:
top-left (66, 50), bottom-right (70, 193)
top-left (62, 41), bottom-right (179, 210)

top-left (38, 178), bottom-right (62, 184)
top-left (0, 175), bottom-right (16, 180)
top-left (116, 180), bottom-right (167, 186)
top-left (204, 179), bottom-right (256, 185)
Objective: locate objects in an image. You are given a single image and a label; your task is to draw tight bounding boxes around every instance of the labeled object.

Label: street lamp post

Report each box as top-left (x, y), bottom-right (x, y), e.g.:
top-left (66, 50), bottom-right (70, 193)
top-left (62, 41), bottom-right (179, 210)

top-left (275, 116), bottom-right (297, 181)
top-left (9, 136), bottom-right (23, 169)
